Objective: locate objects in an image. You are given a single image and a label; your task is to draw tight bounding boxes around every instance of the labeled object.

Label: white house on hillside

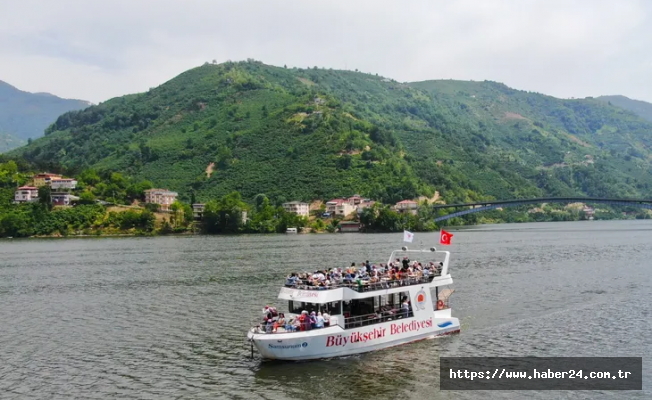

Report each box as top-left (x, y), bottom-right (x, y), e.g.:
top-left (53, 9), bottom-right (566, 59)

top-left (395, 200), bottom-right (418, 215)
top-left (282, 201), bottom-right (310, 217)
top-left (145, 188), bottom-right (178, 211)
top-left (14, 186), bottom-right (39, 203)
top-left (50, 178), bottom-right (78, 190)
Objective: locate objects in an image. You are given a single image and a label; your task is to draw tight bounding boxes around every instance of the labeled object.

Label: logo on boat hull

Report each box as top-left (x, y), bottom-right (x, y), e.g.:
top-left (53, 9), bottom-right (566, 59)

top-left (268, 342), bottom-right (309, 350)
top-left (414, 289), bottom-right (427, 310)
top-left (437, 321), bottom-right (453, 328)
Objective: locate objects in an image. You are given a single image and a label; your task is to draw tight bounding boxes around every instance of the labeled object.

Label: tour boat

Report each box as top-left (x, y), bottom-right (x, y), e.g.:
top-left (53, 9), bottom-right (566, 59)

top-left (247, 246), bottom-right (460, 361)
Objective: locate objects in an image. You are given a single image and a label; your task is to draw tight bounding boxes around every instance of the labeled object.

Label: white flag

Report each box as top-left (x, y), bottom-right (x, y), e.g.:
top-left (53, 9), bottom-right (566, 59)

top-left (403, 230), bottom-right (414, 243)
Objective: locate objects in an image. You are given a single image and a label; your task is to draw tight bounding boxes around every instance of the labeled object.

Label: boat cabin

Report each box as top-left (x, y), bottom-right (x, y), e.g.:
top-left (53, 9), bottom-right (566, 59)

top-left (254, 247), bottom-right (454, 334)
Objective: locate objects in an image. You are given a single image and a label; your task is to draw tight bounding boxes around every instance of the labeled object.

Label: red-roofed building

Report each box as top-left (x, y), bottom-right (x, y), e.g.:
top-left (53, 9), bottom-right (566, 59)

top-left (347, 194), bottom-right (363, 206)
top-left (326, 198), bottom-right (347, 214)
top-left (326, 198), bottom-right (356, 217)
top-left (356, 200), bottom-right (376, 214)
top-left (32, 173), bottom-right (62, 187)
top-left (14, 186), bottom-right (39, 203)
top-left (395, 200), bottom-right (419, 215)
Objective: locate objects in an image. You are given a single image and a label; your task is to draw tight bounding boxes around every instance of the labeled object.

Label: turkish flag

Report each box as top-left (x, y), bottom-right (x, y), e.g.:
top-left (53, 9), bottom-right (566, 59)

top-left (440, 229), bottom-right (453, 245)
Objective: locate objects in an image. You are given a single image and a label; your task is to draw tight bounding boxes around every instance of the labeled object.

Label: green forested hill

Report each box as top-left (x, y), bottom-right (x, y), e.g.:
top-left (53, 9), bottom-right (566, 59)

top-left (9, 60), bottom-right (652, 204)
top-left (596, 95), bottom-right (652, 123)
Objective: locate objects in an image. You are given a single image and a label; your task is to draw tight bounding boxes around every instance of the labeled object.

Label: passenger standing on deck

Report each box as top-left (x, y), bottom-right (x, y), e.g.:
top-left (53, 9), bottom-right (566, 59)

top-left (322, 311), bottom-right (330, 327)
top-left (299, 310), bottom-right (311, 331)
top-left (401, 298), bottom-right (410, 317)
top-left (316, 312), bottom-right (325, 328)
top-left (276, 313), bottom-right (286, 332)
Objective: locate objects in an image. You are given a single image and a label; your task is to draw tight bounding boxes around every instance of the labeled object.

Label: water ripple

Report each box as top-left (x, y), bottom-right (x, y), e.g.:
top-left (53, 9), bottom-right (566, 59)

top-left (0, 221), bottom-right (650, 399)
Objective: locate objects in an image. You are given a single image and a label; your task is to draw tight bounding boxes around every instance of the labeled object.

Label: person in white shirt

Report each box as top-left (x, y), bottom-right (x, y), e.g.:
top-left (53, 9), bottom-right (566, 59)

top-left (322, 311), bottom-right (330, 327)
top-left (316, 312), bottom-right (325, 328)
top-left (402, 300), bottom-right (410, 317)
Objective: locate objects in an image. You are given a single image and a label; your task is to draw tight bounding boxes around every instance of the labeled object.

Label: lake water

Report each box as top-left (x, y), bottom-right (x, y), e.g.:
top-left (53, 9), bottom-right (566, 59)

top-left (0, 220), bottom-right (650, 399)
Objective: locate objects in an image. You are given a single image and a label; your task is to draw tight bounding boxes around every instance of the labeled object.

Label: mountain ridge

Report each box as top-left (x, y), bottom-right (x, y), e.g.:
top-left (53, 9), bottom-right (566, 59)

top-left (8, 60), bottom-right (652, 205)
top-left (596, 95), bottom-right (652, 122)
top-left (0, 79), bottom-right (91, 152)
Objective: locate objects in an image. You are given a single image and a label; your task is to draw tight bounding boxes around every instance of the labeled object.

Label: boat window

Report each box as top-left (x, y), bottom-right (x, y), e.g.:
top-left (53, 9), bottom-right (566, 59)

top-left (289, 300), bottom-right (315, 314)
top-left (343, 291), bottom-right (413, 328)
top-left (342, 299), bottom-right (375, 317)
top-left (321, 301), bottom-right (342, 315)
top-left (288, 300), bottom-right (341, 315)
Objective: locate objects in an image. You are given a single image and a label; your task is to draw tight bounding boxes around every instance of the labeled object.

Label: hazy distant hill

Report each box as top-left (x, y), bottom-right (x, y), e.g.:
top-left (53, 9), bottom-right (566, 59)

top-left (9, 60), bottom-right (652, 204)
top-left (0, 132), bottom-right (25, 153)
top-left (0, 80), bottom-right (90, 151)
top-left (597, 95), bottom-right (652, 122)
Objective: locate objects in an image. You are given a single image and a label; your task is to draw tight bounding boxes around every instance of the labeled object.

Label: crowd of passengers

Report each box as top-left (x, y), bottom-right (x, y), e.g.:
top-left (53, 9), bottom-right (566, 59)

top-left (260, 295), bottom-right (414, 333)
top-left (284, 257), bottom-right (444, 289)
top-left (261, 305), bottom-right (331, 333)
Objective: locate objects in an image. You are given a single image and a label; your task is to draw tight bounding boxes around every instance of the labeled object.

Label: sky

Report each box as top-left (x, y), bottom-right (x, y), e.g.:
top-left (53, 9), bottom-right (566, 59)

top-left (1, 0), bottom-right (651, 104)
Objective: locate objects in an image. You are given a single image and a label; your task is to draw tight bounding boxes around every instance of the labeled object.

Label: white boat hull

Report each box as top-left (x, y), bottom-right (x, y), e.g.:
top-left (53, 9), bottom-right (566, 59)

top-left (248, 312), bottom-right (460, 361)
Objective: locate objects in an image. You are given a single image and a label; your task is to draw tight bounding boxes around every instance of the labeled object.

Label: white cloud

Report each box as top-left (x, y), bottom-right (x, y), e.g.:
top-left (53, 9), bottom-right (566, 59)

top-left (0, 0), bottom-right (650, 103)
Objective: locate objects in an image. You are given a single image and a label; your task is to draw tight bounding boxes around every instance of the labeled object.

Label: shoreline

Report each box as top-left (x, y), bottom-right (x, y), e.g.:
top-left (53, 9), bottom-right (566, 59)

top-left (1, 218), bottom-right (649, 240)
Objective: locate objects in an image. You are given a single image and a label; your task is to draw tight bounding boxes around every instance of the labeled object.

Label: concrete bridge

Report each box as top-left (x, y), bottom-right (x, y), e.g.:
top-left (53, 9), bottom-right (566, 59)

top-left (431, 197), bottom-right (652, 223)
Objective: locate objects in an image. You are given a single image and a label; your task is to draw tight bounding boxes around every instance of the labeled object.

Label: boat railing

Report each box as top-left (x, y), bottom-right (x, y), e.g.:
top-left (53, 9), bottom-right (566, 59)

top-left (344, 309), bottom-right (414, 329)
top-left (285, 274), bottom-right (438, 292)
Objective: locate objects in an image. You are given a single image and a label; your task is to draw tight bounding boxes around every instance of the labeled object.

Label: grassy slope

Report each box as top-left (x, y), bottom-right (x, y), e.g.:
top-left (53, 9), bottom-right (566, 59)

top-left (10, 61), bottom-right (652, 204)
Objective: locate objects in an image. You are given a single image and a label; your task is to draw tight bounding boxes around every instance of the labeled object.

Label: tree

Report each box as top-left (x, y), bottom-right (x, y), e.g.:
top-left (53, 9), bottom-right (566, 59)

top-left (170, 201), bottom-right (182, 228)
top-left (201, 191), bottom-right (248, 234)
top-left (78, 169), bottom-right (101, 186)
top-left (183, 204), bottom-right (193, 225)
top-left (78, 190), bottom-right (96, 205)
top-left (249, 196), bottom-right (276, 233)
top-left (216, 145), bottom-right (233, 169)
top-left (0, 212), bottom-right (31, 237)
top-left (140, 210), bottom-right (155, 232)
top-left (38, 185), bottom-right (52, 209)
top-left (144, 203), bottom-right (160, 212)
top-left (126, 180), bottom-right (153, 202)
top-left (110, 172), bottom-right (127, 188)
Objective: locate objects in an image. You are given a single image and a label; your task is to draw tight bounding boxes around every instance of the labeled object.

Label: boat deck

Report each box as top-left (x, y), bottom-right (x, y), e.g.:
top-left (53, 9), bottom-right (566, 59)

top-left (285, 273), bottom-right (439, 292)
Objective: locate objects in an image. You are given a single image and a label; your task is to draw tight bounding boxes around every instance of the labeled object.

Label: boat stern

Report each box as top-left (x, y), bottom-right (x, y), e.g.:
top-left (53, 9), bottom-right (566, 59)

top-left (433, 314), bottom-right (461, 336)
